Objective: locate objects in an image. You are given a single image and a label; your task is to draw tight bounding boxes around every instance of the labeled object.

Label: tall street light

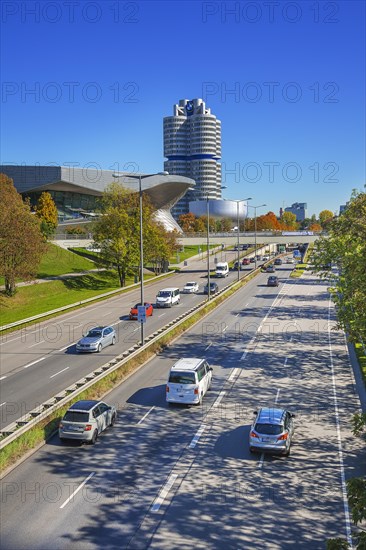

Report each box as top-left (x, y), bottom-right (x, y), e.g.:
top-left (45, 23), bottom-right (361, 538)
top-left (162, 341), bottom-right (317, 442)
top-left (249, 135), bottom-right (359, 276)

top-left (248, 204), bottom-right (266, 268)
top-left (205, 187), bottom-right (226, 301)
top-left (232, 198), bottom-right (252, 281)
top-left (113, 171), bottom-right (169, 346)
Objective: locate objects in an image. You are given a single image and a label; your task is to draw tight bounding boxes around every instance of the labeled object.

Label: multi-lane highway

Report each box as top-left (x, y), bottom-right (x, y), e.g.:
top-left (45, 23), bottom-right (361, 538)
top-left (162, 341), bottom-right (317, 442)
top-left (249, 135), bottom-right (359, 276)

top-left (0, 247), bottom-right (253, 429)
top-left (1, 262), bottom-right (364, 549)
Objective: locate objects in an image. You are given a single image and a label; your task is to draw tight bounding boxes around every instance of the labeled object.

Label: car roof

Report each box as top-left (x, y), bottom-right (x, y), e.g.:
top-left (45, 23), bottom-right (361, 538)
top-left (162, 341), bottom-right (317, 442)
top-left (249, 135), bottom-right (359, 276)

top-left (159, 287), bottom-right (179, 292)
top-left (256, 408), bottom-right (287, 424)
top-left (68, 400), bottom-right (101, 411)
top-left (88, 326), bottom-right (110, 331)
top-left (171, 358), bottom-right (206, 371)
top-left (185, 281), bottom-right (197, 285)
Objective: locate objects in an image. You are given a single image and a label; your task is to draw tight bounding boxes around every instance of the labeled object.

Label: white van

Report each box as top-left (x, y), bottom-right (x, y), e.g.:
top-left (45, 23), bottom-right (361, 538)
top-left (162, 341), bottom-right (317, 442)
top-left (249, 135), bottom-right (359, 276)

top-left (156, 287), bottom-right (180, 308)
top-left (166, 358), bottom-right (213, 405)
top-left (215, 261), bottom-right (229, 277)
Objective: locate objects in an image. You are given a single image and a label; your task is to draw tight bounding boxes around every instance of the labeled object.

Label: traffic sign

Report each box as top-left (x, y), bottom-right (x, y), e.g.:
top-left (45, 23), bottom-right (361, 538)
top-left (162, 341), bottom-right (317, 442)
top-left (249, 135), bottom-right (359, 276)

top-left (137, 305), bottom-right (146, 323)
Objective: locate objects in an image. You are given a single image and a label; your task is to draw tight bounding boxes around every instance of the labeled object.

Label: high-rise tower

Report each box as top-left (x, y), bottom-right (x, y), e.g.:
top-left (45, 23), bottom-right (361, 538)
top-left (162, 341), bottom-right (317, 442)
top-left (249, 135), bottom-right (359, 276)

top-left (163, 98), bottom-right (222, 219)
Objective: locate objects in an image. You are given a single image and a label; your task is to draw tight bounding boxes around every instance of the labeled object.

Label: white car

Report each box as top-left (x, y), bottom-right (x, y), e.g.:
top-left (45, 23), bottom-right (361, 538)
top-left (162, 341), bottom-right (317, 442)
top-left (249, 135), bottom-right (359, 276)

top-left (182, 281), bottom-right (199, 293)
top-left (286, 257), bottom-right (295, 264)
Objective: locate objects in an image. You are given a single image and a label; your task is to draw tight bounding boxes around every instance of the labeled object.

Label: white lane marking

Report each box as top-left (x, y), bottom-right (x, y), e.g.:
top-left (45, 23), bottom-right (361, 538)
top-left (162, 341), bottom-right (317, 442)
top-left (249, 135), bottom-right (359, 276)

top-left (222, 326), bottom-right (227, 333)
top-left (275, 389), bottom-right (280, 404)
top-left (132, 327), bottom-right (139, 333)
top-left (28, 340), bottom-right (46, 348)
top-left (0, 402), bottom-right (6, 407)
top-left (327, 299), bottom-right (353, 546)
top-left (60, 472), bottom-right (95, 509)
top-left (50, 367), bottom-right (69, 379)
top-left (0, 337), bottom-right (22, 346)
top-left (258, 453), bottom-right (265, 468)
top-left (151, 473), bottom-right (178, 512)
top-left (204, 342), bottom-right (212, 351)
top-left (23, 357), bottom-right (46, 369)
top-left (102, 311), bottom-right (112, 317)
top-left (228, 368), bottom-right (240, 382)
top-left (240, 351), bottom-right (247, 361)
top-left (284, 358), bottom-right (288, 367)
top-left (0, 376), bottom-right (7, 381)
top-left (213, 390), bottom-right (226, 408)
top-left (158, 313), bottom-right (167, 318)
top-left (235, 313), bottom-right (240, 317)
top-left (138, 406), bottom-right (155, 425)
top-left (189, 424), bottom-right (207, 449)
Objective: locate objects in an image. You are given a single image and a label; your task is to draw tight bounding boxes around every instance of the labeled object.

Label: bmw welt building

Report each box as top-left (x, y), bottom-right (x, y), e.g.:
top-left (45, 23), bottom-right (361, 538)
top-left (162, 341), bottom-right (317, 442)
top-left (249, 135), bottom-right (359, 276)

top-left (0, 165), bottom-right (195, 232)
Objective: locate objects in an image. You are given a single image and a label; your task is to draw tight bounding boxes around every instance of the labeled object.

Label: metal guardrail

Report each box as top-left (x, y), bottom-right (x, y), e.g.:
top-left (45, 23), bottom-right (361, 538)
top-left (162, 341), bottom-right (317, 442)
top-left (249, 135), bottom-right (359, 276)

top-left (0, 271), bottom-right (174, 332)
top-left (0, 269), bottom-right (255, 449)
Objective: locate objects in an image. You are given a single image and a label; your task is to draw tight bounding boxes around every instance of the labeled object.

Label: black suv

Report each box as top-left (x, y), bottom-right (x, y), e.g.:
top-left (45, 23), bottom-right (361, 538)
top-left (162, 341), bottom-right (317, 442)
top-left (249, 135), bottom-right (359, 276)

top-left (274, 258), bottom-right (282, 265)
top-left (203, 282), bottom-right (219, 294)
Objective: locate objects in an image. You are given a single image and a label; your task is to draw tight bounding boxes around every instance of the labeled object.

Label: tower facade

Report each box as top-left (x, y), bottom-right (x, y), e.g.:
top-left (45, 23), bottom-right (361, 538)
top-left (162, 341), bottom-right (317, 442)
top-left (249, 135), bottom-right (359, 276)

top-left (164, 98), bottom-right (222, 219)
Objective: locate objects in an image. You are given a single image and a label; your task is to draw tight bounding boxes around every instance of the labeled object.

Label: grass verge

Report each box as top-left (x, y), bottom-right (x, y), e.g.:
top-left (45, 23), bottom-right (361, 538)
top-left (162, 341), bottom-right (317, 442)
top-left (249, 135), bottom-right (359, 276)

top-left (355, 342), bottom-right (366, 384)
top-left (0, 270), bottom-right (170, 328)
top-left (0, 268), bottom-right (258, 473)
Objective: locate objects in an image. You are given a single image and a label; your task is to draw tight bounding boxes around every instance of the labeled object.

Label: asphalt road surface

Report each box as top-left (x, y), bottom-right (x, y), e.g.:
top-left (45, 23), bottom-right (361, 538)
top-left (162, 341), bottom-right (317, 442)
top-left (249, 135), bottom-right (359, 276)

top-left (1, 267), bottom-right (364, 549)
top-left (0, 247), bottom-right (266, 429)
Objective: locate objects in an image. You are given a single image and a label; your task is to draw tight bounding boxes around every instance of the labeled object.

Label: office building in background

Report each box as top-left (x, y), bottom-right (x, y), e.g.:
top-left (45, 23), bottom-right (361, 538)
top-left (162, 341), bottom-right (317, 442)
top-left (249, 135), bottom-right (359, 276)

top-left (164, 98), bottom-right (222, 219)
top-left (285, 202), bottom-right (308, 221)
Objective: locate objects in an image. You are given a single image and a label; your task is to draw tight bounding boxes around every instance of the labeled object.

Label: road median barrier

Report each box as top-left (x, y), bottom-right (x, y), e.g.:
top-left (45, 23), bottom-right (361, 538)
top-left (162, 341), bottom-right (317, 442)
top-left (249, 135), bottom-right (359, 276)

top-left (0, 266), bottom-right (260, 475)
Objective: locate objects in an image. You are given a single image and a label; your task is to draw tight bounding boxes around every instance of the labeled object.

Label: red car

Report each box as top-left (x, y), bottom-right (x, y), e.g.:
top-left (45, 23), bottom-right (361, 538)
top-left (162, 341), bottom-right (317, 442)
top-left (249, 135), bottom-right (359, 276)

top-left (242, 258), bottom-right (251, 265)
top-left (129, 302), bottom-right (154, 320)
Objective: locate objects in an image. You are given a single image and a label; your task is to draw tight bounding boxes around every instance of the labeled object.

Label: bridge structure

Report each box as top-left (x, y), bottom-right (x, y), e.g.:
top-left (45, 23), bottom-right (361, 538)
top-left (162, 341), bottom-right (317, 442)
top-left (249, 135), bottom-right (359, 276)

top-left (177, 232), bottom-right (323, 246)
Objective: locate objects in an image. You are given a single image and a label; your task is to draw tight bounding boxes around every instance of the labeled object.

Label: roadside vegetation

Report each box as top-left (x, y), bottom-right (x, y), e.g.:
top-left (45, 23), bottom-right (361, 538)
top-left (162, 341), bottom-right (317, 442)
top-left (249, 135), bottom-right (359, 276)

top-left (318, 189), bottom-right (366, 550)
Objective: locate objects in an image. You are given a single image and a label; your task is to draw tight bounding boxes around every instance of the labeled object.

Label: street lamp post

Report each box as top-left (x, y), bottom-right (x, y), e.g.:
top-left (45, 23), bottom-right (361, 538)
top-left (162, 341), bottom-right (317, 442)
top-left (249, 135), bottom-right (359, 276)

top-left (233, 198), bottom-right (252, 282)
top-left (205, 186), bottom-right (227, 301)
top-left (113, 171), bottom-right (168, 346)
top-left (206, 195), bottom-right (210, 301)
top-left (247, 204), bottom-right (266, 269)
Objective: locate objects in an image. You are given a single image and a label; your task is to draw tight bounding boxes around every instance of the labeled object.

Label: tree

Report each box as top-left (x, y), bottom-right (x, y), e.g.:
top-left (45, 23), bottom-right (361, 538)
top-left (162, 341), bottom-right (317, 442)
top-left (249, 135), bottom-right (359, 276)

top-left (319, 209), bottom-right (334, 226)
top-left (178, 212), bottom-right (196, 233)
top-left (256, 212), bottom-right (282, 230)
top-left (309, 222), bottom-right (322, 232)
top-left (92, 182), bottom-right (178, 286)
top-left (0, 173), bottom-right (45, 295)
top-left (281, 211), bottom-right (298, 230)
top-left (313, 191), bottom-right (366, 342)
top-left (35, 192), bottom-right (58, 239)
top-left (194, 217), bottom-right (205, 232)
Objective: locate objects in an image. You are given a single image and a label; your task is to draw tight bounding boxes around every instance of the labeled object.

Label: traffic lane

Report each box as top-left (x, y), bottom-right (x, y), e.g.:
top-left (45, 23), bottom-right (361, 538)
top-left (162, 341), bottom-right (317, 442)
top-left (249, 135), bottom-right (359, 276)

top-left (0, 261), bottom-right (280, 428)
top-left (0, 275), bottom-right (277, 547)
top-left (0, 263), bottom-right (238, 373)
top-left (146, 279), bottom-right (359, 549)
top-left (0, 243), bottom-right (274, 372)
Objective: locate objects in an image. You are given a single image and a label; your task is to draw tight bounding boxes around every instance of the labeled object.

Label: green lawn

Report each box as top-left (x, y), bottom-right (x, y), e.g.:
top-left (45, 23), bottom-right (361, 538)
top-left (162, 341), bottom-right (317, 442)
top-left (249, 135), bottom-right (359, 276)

top-left (169, 244), bottom-right (218, 263)
top-left (0, 243), bottom-right (96, 285)
top-left (0, 270), bottom-right (156, 325)
top-left (37, 243), bottom-right (96, 276)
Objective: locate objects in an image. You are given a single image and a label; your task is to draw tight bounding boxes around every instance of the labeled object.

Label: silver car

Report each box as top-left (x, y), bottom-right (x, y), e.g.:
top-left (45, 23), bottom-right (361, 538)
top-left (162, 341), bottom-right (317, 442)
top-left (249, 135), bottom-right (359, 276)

top-left (76, 326), bottom-right (116, 353)
top-left (249, 407), bottom-right (295, 456)
top-left (59, 400), bottom-right (117, 444)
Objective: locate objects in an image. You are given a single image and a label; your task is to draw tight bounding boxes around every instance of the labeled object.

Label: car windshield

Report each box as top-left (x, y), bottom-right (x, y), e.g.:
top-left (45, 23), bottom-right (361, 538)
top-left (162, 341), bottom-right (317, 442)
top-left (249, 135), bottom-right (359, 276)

top-left (63, 411), bottom-right (89, 423)
top-left (185, 283), bottom-right (195, 287)
top-left (158, 291), bottom-right (170, 297)
top-left (255, 423), bottom-right (283, 435)
top-left (169, 371), bottom-right (196, 384)
top-left (133, 303), bottom-right (142, 308)
top-left (87, 330), bottom-right (102, 337)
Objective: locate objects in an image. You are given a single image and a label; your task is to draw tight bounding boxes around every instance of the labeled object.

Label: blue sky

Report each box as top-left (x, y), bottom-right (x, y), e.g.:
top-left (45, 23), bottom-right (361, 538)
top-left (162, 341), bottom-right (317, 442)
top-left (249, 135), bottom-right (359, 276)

top-left (1, 0), bottom-right (365, 218)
